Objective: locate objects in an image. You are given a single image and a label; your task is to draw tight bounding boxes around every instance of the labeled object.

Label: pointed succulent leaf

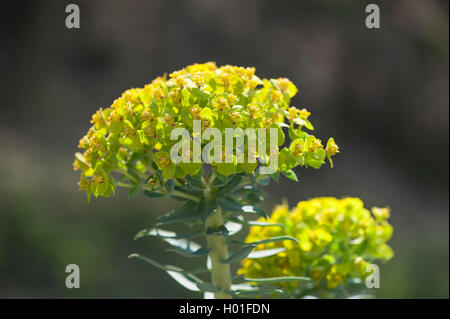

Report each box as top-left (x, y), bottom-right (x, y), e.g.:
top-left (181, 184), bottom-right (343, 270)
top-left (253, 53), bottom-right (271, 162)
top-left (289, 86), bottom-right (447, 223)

top-left (248, 247), bottom-right (287, 259)
top-left (155, 201), bottom-right (199, 226)
top-left (242, 276), bottom-right (311, 284)
top-left (220, 245), bottom-right (256, 264)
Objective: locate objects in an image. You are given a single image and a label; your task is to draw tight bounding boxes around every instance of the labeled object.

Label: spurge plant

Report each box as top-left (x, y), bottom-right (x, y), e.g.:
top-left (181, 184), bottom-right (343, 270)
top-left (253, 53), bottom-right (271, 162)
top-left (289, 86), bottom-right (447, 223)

top-left (73, 62), bottom-right (391, 298)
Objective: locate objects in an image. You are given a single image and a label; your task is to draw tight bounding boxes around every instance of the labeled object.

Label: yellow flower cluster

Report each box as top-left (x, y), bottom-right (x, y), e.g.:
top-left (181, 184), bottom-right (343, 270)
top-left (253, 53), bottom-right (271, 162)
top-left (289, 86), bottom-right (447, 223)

top-left (238, 197), bottom-right (393, 293)
top-left (73, 62), bottom-right (338, 198)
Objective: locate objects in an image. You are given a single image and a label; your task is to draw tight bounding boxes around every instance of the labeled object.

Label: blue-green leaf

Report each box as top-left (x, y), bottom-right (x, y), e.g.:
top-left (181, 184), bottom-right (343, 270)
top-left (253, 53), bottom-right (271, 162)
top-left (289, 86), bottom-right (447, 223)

top-left (256, 176), bottom-right (271, 186)
top-left (128, 184), bottom-right (142, 199)
top-left (166, 271), bottom-right (201, 291)
top-left (129, 253), bottom-right (204, 292)
top-left (196, 282), bottom-right (221, 293)
top-left (218, 197), bottom-right (266, 219)
top-left (224, 217), bottom-right (243, 236)
top-left (165, 179), bottom-right (175, 193)
top-left (243, 276), bottom-right (311, 284)
top-left (247, 220), bottom-right (286, 229)
top-left (167, 247), bottom-right (210, 258)
top-left (231, 287), bottom-right (284, 297)
top-left (128, 253), bottom-right (167, 272)
top-left (143, 190), bottom-right (164, 198)
top-left (220, 245), bottom-right (256, 264)
top-left (186, 175), bottom-right (205, 191)
top-left (155, 201), bottom-right (199, 226)
top-left (248, 247), bottom-right (286, 259)
top-left (210, 174), bottom-right (229, 188)
top-left (134, 228), bottom-right (203, 240)
top-left (240, 205), bottom-right (267, 219)
top-left (247, 236), bottom-right (299, 246)
top-left (227, 217), bottom-right (286, 230)
top-left (164, 238), bottom-right (210, 258)
top-left (217, 197), bottom-right (243, 211)
top-left (215, 175), bottom-right (243, 196)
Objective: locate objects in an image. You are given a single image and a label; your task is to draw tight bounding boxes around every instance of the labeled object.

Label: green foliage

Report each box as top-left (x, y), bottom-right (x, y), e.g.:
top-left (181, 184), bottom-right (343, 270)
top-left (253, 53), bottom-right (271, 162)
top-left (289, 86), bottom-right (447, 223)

top-left (130, 167), bottom-right (309, 297)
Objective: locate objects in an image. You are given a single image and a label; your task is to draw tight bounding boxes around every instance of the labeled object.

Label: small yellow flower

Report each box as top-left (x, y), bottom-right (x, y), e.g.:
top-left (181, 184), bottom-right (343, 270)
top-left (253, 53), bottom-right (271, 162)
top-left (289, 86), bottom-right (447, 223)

top-left (247, 103), bottom-right (260, 119)
top-left (219, 71), bottom-right (231, 87)
top-left (246, 79), bottom-right (259, 90)
top-left (271, 90), bottom-right (282, 103)
top-left (152, 87), bottom-right (164, 99)
top-left (192, 73), bottom-right (204, 87)
top-left (326, 138), bottom-right (339, 156)
top-left (310, 137), bottom-right (323, 152)
top-left (298, 108), bottom-right (311, 119)
top-left (78, 136), bottom-right (89, 149)
top-left (175, 76), bottom-right (185, 88)
top-left (326, 266), bottom-right (343, 289)
top-left (230, 111), bottom-right (241, 124)
top-left (144, 125), bottom-right (157, 138)
top-left (293, 144), bottom-right (304, 156)
top-left (83, 148), bottom-right (94, 162)
top-left (108, 111), bottom-right (123, 123)
top-left (164, 114), bottom-right (175, 127)
top-left (312, 269), bottom-right (323, 282)
top-left (72, 159), bottom-right (80, 171)
top-left (158, 155), bottom-right (170, 168)
top-left (78, 177), bottom-right (89, 190)
top-left (169, 90), bottom-right (181, 103)
top-left (123, 126), bottom-right (136, 137)
top-left (245, 67), bottom-right (256, 79)
top-left (288, 107), bottom-right (298, 121)
top-left (372, 207), bottom-right (390, 220)
top-left (141, 110), bottom-right (154, 122)
top-left (90, 111), bottom-right (102, 126)
top-left (201, 119), bottom-right (211, 130)
top-left (91, 173), bottom-right (104, 184)
top-left (277, 78), bottom-right (290, 92)
top-left (190, 105), bottom-right (202, 119)
top-left (215, 98), bottom-right (229, 112)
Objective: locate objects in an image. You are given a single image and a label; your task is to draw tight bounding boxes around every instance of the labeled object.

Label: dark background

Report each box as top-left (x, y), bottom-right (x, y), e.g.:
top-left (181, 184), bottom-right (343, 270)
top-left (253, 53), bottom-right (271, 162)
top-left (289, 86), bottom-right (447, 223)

top-left (0, 0), bottom-right (448, 298)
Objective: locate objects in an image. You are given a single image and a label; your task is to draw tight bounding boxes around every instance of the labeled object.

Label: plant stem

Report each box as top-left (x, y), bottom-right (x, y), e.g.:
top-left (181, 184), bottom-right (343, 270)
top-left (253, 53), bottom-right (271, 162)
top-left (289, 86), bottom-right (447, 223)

top-left (140, 185), bottom-right (201, 202)
top-left (205, 207), bottom-right (232, 299)
top-left (116, 182), bottom-right (132, 188)
top-left (170, 190), bottom-right (201, 202)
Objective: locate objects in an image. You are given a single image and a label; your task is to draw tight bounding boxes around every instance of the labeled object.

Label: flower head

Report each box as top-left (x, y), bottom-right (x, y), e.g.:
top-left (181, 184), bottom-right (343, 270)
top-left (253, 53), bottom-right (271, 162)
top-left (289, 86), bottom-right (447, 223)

top-left (73, 63), bottom-right (339, 199)
top-left (237, 197), bottom-right (394, 295)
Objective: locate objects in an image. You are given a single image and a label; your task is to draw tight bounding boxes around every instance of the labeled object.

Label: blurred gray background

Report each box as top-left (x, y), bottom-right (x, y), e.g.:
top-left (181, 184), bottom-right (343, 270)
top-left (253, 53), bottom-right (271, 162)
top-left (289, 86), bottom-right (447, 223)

top-left (0, 0), bottom-right (448, 298)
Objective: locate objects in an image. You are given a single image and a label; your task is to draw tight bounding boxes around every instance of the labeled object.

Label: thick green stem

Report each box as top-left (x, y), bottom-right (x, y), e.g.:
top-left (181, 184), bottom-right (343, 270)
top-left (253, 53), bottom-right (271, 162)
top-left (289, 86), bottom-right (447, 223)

top-left (205, 208), bottom-right (232, 299)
